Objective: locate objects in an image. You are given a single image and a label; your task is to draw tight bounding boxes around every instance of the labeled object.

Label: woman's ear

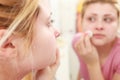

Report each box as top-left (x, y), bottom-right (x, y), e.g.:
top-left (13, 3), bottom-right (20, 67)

top-left (0, 29), bottom-right (17, 58)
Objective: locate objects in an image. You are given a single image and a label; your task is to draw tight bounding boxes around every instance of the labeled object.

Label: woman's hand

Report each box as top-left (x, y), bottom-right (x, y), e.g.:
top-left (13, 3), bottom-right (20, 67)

top-left (74, 33), bottom-right (99, 66)
top-left (35, 49), bottom-right (60, 80)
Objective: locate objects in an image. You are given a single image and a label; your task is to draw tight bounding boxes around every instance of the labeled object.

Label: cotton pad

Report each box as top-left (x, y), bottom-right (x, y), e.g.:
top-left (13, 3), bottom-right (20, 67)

top-left (85, 30), bottom-right (93, 37)
top-left (72, 31), bottom-right (93, 49)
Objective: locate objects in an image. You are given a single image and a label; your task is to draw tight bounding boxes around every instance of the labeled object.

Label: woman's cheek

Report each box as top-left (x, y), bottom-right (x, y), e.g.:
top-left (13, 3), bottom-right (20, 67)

top-left (40, 34), bottom-right (57, 66)
top-left (48, 38), bottom-right (57, 65)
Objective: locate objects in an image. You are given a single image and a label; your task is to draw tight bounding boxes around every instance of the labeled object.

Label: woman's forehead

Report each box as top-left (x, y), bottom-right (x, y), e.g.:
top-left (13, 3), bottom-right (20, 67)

top-left (84, 3), bottom-right (118, 15)
top-left (39, 0), bottom-right (51, 16)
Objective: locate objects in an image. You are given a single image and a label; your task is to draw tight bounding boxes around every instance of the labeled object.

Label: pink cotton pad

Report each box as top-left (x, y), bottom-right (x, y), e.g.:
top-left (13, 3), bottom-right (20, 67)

top-left (72, 32), bottom-right (82, 49)
top-left (72, 31), bottom-right (93, 49)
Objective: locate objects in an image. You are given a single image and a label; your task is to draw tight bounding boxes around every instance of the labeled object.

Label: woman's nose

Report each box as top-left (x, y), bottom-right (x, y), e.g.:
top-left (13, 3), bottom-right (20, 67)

top-left (95, 26), bottom-right (104, 30)
top-left (95, 21), bottom-right (104, 31)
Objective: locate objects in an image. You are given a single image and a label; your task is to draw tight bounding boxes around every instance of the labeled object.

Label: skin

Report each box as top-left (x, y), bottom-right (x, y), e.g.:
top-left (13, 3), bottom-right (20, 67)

top-left (0, 0), bottom-right (60, 80)
top-left (75, 3), bottom-right (120, 80)
top-left (82, 3), bottom-right (118, 47)
top-left (29, 0), bottom-right (59, 70)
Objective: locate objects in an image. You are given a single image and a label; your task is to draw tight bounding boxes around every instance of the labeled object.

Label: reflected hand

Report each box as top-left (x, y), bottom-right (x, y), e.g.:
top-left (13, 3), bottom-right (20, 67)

top-left (74, 33), bottom-right (99, 66)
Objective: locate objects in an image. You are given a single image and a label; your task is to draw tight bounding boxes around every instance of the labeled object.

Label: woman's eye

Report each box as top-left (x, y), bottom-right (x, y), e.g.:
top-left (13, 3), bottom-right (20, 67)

top-left (50, 19), bottom-right (54, 23)
top-left (87, 17), bottom-right (95, 22)
top-left (104, 18), bottom-right (113, 23)
top-left (47, 19), bottom-right (54, 27)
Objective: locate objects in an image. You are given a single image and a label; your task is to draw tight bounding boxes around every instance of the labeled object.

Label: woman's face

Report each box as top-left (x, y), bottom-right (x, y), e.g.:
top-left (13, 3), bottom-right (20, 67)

top-left (82, 3), bottom-right (119, 46)
top-left (28, 0), bottom-right (60, 70)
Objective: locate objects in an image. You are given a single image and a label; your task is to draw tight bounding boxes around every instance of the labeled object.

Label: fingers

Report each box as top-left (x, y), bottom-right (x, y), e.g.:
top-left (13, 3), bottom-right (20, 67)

top-left (34, 49), bottom-right (60, 80)
top-left (50, 48), bottom-right (60, 69)
top-left (75, 33), bottom-right (92, 55)
top-left (84, 33), bottom-right (92, 50)
top-left (77, 34), bottom-right (86, 54)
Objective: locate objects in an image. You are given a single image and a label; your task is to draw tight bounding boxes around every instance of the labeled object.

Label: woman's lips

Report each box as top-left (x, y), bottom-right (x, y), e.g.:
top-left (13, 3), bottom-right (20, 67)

top-left (93, 34), bottom-right (105, 39)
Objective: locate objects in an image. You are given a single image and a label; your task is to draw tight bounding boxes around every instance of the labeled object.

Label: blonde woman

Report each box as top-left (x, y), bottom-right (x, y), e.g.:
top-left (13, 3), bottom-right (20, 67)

top-left (72, 0), bottom-right (120, 80)
top-left (0, 0), bottom-right (60, 80)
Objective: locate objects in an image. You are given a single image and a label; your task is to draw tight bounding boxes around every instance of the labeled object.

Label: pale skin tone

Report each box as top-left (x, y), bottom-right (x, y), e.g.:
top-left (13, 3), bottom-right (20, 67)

top-left (75, 3), bottom-right (120, 80)
top-left (35, 50), bottom-right (60, 80)
top-left (34, 1), bottom-right (60, 79)
top-left (0, 0), bottom-right (60, 80)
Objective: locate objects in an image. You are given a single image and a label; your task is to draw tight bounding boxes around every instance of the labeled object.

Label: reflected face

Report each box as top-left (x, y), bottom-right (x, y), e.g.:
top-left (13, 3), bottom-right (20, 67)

top-left (82, 3), bottom-right (119, 46)
top-left (30, 0), bottom-right (60, 70)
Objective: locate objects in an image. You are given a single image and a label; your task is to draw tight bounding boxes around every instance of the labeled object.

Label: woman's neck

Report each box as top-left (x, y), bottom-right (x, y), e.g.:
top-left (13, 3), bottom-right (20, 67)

top-left (0, 74), bottom-right (21, 80)
top-left (0, 62), bottom-right (30, 80)
top-left (0, 69), bottom-right (20, 80)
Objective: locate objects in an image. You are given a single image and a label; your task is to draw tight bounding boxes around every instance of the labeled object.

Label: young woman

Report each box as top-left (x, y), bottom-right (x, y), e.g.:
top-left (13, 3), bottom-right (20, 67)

top-left (72, 0), bottom-right (120, 80)
top-left (0, 0), bottom-right (60, 80)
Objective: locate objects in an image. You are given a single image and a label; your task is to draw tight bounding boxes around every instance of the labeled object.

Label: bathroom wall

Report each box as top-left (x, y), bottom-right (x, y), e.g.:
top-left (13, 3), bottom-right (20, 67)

top-left (50, 0), bottom-right (79, 80)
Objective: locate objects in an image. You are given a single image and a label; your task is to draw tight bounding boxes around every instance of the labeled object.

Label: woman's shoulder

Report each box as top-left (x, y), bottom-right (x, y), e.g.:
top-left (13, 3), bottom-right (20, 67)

top-left (111, 38), bottom-right (120, 61)
top-left (114, 38), bottom-right (120, 47)
top-left (108, 38), bottom-right (120, 61)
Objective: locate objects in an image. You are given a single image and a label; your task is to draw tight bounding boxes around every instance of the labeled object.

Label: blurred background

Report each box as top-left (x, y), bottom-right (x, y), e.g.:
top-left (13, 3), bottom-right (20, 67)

top-left (50, 0), bottom-right (80, 80)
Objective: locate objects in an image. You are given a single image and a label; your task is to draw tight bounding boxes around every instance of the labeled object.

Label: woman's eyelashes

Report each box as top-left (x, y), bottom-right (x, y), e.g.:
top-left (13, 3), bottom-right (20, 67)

top-left (47, 19), bottom-right (54, 27)
top-left (86, 16), bottom-right (115, 23)
top-left (87, 17), bottom-right (96, 22)
top-left (103, 17), bottom-right (114, 23)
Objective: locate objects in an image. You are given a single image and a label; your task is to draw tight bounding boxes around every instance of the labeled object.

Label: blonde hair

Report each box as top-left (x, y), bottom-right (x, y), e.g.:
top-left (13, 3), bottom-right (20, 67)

top-left (81, 0), bottom-right (120, 20)
top-left (0, 0), bottom-right (40, 47)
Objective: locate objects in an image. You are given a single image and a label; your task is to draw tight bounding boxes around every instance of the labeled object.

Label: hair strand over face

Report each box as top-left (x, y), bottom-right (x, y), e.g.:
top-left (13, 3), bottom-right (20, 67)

top-left (0, 0), bottom-right (40, 47)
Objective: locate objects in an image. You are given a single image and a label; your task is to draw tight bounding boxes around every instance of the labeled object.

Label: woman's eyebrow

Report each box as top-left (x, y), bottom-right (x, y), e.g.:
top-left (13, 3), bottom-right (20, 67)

top-left (104, 13), bottom-right (116, 16)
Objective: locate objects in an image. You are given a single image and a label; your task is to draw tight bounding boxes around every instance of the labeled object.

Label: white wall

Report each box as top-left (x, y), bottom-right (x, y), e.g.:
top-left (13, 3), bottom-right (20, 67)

top-left (50, 0), bottom-right (80, 80)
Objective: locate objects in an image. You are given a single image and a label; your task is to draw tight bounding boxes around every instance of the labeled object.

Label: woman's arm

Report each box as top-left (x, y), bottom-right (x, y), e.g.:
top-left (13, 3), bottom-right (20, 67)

top-left (87, 63), bottom-right (104, 80)
top-left (77, 70), bottom-right (81, 80)
top-left (77, 70), bottom-right (85, 80)
top-left (74, 33), bottom-right (105, 80)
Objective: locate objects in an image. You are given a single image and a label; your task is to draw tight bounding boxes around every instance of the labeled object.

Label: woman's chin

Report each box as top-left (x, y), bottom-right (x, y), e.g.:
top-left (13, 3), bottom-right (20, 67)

top-left (43, 53), bottom-right (56, 68)
top-left (92, 40), bottom-right (106, 47)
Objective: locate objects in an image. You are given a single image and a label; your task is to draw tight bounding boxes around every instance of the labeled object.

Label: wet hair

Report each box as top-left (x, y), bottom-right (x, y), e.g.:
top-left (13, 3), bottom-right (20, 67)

top-left (81, 0), bottom-right (120, 20)
top-left (0, 0), bottom-right (40, 48)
